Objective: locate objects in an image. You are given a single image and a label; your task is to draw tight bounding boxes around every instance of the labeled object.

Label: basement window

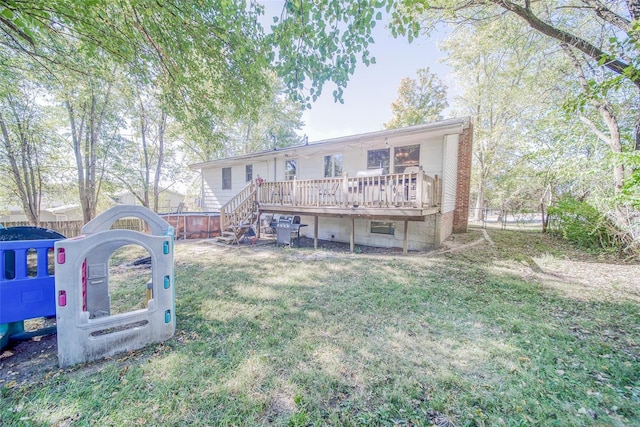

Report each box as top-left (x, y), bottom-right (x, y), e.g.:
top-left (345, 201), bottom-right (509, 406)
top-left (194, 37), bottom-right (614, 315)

top-left (371, 221), bottom-right (395, 235)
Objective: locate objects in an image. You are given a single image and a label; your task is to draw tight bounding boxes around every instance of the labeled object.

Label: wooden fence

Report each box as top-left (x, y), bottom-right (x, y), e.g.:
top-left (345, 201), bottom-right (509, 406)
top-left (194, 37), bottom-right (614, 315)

top-left (1, 219), bottom-right (145, 238)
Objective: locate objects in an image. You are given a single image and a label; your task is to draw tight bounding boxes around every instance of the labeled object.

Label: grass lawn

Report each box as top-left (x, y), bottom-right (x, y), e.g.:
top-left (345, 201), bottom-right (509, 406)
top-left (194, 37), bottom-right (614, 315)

top-left (1, 229), bottom-right (639, 426)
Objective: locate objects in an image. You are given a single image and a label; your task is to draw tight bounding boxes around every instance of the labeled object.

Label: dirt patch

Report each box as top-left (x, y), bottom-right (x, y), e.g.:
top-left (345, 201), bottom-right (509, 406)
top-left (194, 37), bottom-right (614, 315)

top-left (293, 236), bottom-right (409, 254)
top-left (0, 333), bottom-right (58, 387)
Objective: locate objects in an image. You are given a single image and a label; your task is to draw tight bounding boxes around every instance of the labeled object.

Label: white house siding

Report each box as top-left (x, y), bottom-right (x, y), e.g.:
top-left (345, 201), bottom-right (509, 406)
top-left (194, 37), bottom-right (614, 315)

top-left (201, 168), bottom-right (223, 210)
top-left (421, 138), bottom-right (444, 178)
top-left (441, 134), bottom-right (459, 213)
top-left (263, 134), bottom-right (446, 181)
top-left (202, 161), bottom-right (274, 210)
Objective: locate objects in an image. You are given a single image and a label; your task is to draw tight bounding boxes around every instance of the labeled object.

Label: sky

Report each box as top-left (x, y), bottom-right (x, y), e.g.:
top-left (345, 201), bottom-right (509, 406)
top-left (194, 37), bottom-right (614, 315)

top-left (262, 1), bottom-right (454, 142)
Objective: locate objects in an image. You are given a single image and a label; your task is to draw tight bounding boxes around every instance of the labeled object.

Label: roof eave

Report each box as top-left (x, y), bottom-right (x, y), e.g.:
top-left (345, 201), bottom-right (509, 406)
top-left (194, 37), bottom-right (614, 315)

top-left (189, 117), bottom-right (471, 170)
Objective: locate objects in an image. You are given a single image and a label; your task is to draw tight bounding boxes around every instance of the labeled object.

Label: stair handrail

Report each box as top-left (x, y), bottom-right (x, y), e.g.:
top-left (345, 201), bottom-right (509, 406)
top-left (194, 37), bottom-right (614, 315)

top-left (220, 182), bottom-right (258, 231)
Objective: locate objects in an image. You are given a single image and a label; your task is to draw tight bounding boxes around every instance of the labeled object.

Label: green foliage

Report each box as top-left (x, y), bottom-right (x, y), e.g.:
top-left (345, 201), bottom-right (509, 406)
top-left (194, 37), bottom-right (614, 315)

top-left (384, 67), bottom-right (447, 129)
top-left (0, 0), bottom-right (272, 144)
top-left (0, 64), bottom-right (68, 224)
top-left (619, 152), bottom-right (640, 209)
top-left (394, 0), bottom-right (639, 236)
top-left (206, 76), bottom-right (306, 160)
top-left (548, 197), bottom-right (620, 253)
top-left (620, 170), bottom-right (640, 209)
top-left (267, 0), bottom-right (387, 104)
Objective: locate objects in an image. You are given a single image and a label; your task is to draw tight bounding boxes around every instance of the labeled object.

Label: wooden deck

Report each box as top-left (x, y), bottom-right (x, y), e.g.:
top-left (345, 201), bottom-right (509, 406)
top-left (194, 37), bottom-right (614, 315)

top-left (218, 171), bottom-right (442, 254)
top-left (258, 171), bottom-right (440, 217)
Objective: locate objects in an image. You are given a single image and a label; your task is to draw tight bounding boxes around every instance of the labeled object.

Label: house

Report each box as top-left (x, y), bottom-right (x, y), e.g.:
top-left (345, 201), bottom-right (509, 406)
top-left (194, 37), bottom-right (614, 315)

top-left (42, 204), bottom-right (84, 221)
top-left (111, 189), bottom-right (186, 213)
top-left (189, 117), bottom-right (473, 253)
top-left (0, 204), bottom-right (84, 223)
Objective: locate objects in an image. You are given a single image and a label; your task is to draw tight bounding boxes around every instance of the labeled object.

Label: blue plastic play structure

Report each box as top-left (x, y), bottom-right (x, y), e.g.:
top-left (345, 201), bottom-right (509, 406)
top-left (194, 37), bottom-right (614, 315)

top-left (0, 227), bottom-right (65, 350)
top-left (1, 207), bottom-right (176, 367)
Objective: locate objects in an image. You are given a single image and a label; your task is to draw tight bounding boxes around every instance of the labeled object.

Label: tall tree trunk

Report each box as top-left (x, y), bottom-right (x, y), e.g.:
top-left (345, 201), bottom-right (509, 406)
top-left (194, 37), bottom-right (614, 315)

top-left (474, 181), bottom-right (484, 222)
top-left (66, 99), bottom-right (89, 222)
top-left (628, 2), bottom-right (640, 154)
top-left (139, 94), bottom-right (150, 209)
top-left (66, 79), bottom-right (113, 223)
top-left (635, 94), bottom-right (640, 153)
top-left (153, 111), bottom-right (167, 213)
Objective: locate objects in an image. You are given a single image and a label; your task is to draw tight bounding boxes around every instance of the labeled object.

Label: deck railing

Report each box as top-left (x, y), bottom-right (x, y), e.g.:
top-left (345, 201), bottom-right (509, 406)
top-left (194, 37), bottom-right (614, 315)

top-left (258, 171), bottom-right (440, 209)
top-left (220, 183), bottom-right (257, 231)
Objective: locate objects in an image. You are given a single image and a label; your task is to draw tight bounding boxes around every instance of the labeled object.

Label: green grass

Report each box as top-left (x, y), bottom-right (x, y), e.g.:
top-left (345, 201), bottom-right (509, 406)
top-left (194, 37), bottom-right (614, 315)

top-left (2, 230), bottom-right (639, 426)
top-left (107, 244), bottom-right (152, 315)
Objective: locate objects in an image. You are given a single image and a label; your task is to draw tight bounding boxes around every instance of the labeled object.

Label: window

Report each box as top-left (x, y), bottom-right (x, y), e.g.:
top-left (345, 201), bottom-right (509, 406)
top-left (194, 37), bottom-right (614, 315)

top-left (222, 167), bottom-right (232, 190)
top-left (246, 165), bottom-right (253, 182)
top-left (285, 159), bottom-right (297, 180)
top-left (324, 154), bottom-right (343, 177)
top-left (367, 148), bottom-right (390, 174)
top-left (394, 144), bottom-right (420, 173)
top-left (371, 221), bottom-right (395, 235)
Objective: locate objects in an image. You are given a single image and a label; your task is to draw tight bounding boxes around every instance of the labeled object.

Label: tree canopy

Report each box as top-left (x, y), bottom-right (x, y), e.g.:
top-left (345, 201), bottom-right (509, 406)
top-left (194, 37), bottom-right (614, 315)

top-left (384, 67), bottom-right (448, 129)
top-left (0, 1), bottom-right (389, 127)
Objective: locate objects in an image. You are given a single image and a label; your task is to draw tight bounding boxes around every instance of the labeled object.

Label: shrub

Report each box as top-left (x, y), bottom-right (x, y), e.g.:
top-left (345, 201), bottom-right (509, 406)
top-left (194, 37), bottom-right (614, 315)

top-left (547, 197), bottom-right (619, 253)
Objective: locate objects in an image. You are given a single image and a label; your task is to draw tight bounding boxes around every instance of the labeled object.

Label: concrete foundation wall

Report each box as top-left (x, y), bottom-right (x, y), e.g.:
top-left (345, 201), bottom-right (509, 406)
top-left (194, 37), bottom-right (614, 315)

top-left (297, 215), bottom-right (440, 251)
top-left (437, 211), bottom-right (454, 245)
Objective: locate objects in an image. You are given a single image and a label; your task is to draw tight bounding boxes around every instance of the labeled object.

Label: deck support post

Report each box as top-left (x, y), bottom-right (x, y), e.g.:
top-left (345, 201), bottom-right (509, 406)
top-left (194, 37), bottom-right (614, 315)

top-left (257, 212), bottom-right (262, 239)
top-left (314, 215), bottom-right (318, 249)
top-left (403, 219), bottom-right (409, 255)
top-left (350, 218), bottom-right (355, 252)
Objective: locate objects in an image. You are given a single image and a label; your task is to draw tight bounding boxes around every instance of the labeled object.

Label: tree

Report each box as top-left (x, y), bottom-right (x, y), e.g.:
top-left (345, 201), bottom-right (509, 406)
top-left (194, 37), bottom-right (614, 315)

top-left (0, 1), bottom-right (399, 222)
top-left (212, 78), bottom-right (305, 160)
top-left (0, 1), bottom-right (273, 143)
top-left (0, 65), bottom-right (59, 225)
top-left (0, 1), bottom-right (391, 142)
top-left (384, 67), bottom-right (448, 129)
top-left (267, 0), bottom-right (386, 104)
top-left (108, 86), bottom-right (189, 213)
top-left (439, 14), bottom-right (625, 227)
top-left (392, 0), bottom-right (640, 115)
top-left (390, 0), bottom-right (639, 227)
top-left (441, 20), bottom-right (550, 219)
top-left (58, 69), bottom-right (126, 223)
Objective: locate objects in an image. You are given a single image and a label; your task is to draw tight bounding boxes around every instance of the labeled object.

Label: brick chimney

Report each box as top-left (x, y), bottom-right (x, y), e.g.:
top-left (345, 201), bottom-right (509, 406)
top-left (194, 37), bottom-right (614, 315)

top-left (453, 120), bottom-right (473, 233)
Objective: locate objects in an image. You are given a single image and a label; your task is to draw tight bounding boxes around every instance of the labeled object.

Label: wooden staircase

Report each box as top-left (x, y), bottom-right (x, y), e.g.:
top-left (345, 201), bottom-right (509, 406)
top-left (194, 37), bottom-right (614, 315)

top-left (216, 182), bottom-right (259, 244)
